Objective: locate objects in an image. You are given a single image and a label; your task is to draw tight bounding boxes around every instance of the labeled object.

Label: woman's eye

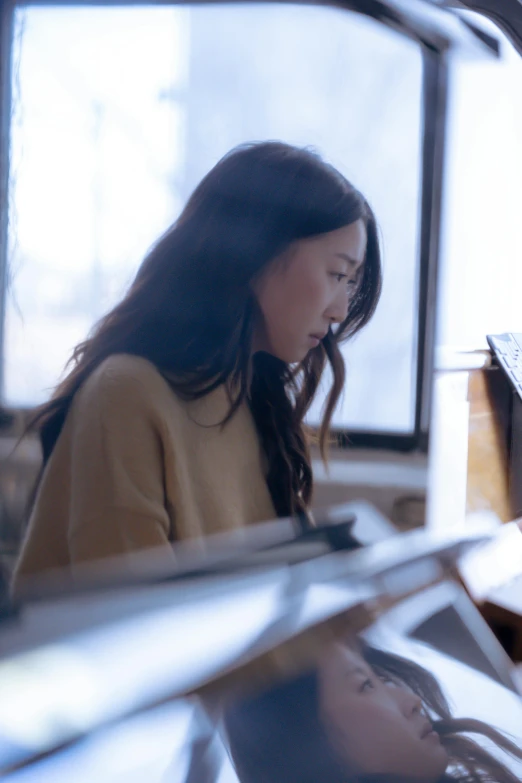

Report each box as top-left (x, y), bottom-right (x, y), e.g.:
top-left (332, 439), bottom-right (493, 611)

top-left (331, 273), bottom-right (357, 289)
top-left (379, 674), bottom-right (401, 688)
top-left (360, 678), bottom-right (374, 692)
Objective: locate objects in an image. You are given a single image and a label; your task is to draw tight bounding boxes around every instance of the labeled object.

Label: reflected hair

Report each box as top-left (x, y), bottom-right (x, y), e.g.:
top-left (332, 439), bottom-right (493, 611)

top-left (224, 641), bottom-right (522, 783)
top-left (27, 141), bottom-right (382, 518)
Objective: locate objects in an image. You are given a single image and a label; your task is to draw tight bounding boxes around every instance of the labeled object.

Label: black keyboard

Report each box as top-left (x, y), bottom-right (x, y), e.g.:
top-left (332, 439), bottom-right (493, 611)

top-left (487, 333), bottom-right (522, 400)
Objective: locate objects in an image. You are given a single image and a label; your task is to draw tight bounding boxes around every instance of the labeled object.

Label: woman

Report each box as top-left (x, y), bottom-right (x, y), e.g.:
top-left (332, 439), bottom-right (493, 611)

top-left (12, 141), bottom-right (381, 592)
top-left (225, 639), bottom-right (522, 783)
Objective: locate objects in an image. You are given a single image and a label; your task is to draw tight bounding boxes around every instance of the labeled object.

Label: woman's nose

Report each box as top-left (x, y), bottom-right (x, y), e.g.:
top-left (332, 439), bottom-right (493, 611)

top-left (397, 687), bottom-right (423, 718)
top-left (325, 291), bottom-right (349, 325)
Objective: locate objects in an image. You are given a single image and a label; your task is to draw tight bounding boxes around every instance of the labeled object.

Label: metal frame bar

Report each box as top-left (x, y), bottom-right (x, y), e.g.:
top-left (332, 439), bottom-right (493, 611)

top-left (455, 0), bottom-right (522, 56)
top-left (0, 1), bottom-right (14, 401)
top-left (0, 0), bottom-right (500, 53)
top-left (416, 47), bottom-right (449, 452)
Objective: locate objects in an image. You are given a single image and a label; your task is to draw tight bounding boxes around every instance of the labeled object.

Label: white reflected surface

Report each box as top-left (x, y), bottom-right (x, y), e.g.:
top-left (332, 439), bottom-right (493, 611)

top-left (2, 701), bottom-right (195, 783)
top-left (0, 578), bottom-right (284, 754)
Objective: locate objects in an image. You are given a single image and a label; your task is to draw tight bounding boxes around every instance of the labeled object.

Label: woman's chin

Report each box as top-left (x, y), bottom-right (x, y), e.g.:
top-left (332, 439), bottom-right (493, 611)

top-left (253, 339), bottom-right (316, 364)
top-left (427, 743), bottom-right (451, 780)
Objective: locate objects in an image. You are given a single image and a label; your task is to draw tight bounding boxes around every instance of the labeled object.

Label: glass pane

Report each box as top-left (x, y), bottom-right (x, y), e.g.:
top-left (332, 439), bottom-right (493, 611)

top-left (437, 11), bottom-right (522, 349)
top-left (6, 3), bottom-right (422, 434)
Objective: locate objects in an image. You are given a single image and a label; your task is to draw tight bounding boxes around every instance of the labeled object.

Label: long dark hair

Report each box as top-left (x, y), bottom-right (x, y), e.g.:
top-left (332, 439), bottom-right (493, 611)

top-left (224, 641), bottom-right (522, 783)
top-left (28, 141), bottom-right (381, 517)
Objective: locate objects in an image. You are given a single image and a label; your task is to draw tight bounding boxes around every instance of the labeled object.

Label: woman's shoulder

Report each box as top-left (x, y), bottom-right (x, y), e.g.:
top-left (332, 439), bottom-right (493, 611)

top-left (74, 353), bottom-right (178, 419)
top-left (91, 353), bottom-right (164, 385)
top-left (87, 353), bottom-right (169, 392)
top-left (73, 354), bottom-right (234, 428)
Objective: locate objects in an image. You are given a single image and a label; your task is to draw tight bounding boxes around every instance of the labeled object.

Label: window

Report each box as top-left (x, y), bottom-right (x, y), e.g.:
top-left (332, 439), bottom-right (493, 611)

top-left (437, 11), bottom-right (522, 349)
top-left (6, 3), bottom-right (423, 434)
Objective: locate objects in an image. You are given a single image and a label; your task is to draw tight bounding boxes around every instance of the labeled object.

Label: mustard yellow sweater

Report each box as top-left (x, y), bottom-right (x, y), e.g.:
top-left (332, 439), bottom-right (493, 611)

top-left (13, 354), bottom-right (276, 591)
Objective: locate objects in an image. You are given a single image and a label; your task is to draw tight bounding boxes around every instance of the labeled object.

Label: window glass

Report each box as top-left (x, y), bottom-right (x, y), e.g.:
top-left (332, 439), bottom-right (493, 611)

top-left (6, 4), bottom-right (422, 433)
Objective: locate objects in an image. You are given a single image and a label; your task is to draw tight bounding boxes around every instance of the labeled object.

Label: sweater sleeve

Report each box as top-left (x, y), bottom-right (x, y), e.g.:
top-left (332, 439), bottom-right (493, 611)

top-left (66, 361), bottom-right (175, 566)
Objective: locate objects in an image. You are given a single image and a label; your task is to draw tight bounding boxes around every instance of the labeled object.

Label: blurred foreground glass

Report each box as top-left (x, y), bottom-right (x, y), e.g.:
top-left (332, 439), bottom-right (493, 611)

top-left (6, 3), bottom-right (422, 433)
top-left (3, 633), bottom-right (522, 782)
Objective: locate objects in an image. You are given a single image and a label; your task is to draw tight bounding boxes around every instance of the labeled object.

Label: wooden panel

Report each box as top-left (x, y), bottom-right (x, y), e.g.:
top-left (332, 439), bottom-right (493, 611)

top-left (466, 368), bottom-right (512, 522)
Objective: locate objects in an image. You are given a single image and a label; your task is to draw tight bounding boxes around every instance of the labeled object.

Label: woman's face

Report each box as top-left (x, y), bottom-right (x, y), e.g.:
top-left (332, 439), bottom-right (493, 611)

top-left (253, 220), bottom-right (367, 363)
top-left (318, 644), bottom-right (449, 783)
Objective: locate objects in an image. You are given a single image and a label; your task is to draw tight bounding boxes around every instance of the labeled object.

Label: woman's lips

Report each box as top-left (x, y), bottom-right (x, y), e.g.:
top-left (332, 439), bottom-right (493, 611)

top-left (420, 721), bottom-right (440, 742)
top-left (308, 332), bottom-right (326, 346)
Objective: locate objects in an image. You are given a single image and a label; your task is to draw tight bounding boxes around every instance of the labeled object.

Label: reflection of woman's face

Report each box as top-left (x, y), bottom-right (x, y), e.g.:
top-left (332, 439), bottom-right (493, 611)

top-left (318, 644), bottom-right (449, 783)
